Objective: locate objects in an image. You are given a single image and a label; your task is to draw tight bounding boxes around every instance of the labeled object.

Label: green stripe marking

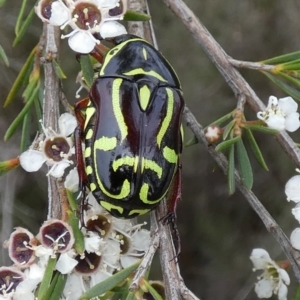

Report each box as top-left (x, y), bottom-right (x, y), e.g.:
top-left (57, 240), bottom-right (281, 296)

top-left (84, 106), bottom-right (96, 130)
top-left (139, 183), bottom-right (163, 204)
top-left (163, 146), bottom-right (177, 164)
top-left (94, 136), bottom-right (117, 151)
top-left (100, 201), bottom-right (124, 215)
top-left (84, 147), bottom-right (91, 158)
top-left (86, 128), bottom-right (93, 139)
top-left (139, 85), bottom-right (151, 111)
top-left (157, 88), bottom-right (174, 148)
top-left (129, 208), bottom-right (151, 216)
top-left (112, 156), bottom-right (135, 172)
top-left (143, 159), bottom-right (162, 178)
top-left (112, 78), bottom-right (128, 142)
top-left (123, 69), bottom-right (167, 82)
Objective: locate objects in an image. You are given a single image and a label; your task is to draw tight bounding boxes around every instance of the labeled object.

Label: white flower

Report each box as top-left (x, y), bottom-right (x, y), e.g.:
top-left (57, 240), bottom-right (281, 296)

top-left (250, 248), bottom-right (290, 300)
top-left (257, 96), bottom-right (300, 132)
top-left (285, 174), bottom-right (300, 203)
top-left (56, 251), bottom-right (78, 274)
top-left (36, 0), bottom-right (128, 54)
top-left (65, 167), bottom-right (79, 192)
top-left (19, 113), bottom-right (77, 178)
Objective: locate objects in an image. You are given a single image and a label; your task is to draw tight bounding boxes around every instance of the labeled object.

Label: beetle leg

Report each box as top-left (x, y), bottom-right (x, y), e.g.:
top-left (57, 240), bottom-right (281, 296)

top-left (74, 97), bottom-right (90, 226)
top-left (160, 162), bottom-right (182, 259)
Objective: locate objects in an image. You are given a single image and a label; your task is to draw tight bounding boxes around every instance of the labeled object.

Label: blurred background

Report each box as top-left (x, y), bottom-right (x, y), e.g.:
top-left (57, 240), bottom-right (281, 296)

top-left (1, 0), bottom-right (300, 299)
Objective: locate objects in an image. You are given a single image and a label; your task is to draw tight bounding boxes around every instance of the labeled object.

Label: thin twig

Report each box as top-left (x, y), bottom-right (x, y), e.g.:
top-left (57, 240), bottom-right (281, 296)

top-left (228, 58), bottom-right (275, 72)
top-left (184, 106), bottom-right (300, 281)
top-left (161, 0), bottom-right (300, 167)
top-left (42, 24), bottom-right (66, 220)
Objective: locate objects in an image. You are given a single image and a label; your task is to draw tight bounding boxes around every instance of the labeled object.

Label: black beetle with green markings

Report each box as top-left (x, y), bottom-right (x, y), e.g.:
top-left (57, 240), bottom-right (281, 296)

top-left (75, 34), bottom-right (184, 220)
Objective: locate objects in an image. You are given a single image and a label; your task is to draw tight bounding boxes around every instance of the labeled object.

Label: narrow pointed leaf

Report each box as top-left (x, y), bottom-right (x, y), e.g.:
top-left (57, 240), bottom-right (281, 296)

top-left (292, 284), bottom-right (300, 300)
top-left (278, 72), bottom-right (300, 89)
top-left (0, 44), bottom-right (9, 66)
top-left (79, 260), bottom-right (141, 300)
top-left (44, 272), bottom-right (67, 300)
top-left (236, 139), bottom-right (253, 189)
top-left (0, 158), bottom-right (20, 176)
top-left (206, 111), bottom-right (234, 128)
top-left (3, 46), bottom-right (36, 107)
top-left (20, 110), bottom-right (31, 152)
top-left (124, 10), bottom-right (151, 21)
top-left (68, 209), bottom-right (85, 255)
top-left (22, 77), bottom-right (39, 101)
top-left (262, 71), bottom-right (300, 101)
top-left (142, 279), bottom-right (164, 300)
top-left (37, 257), bottom-right (57, 300)
top-left (274, 59), bottom-right (300, 71)
top-left (15, 0), bottom-right (28, 35)
top-left (215, 135), bottom-right (240, 152)
top-left (244, 128), bottom-right (268, 171)
top-left (80, 55), bottom-right (94, 88)
top-left (185, 135), bottom-right (198, 147)
top-left (4, 81), bottom-right (40, 141)
top-left (243, 124), bottom-right (279, 134)
top-left (13, 6), bottom-right (35, 47)
top-left (222, 120), bottom-right (235, 140)
top-left (228, 144), bottom-right (235, 195)
top-left (261, 51), bottom-right (300, 65)
top-left (52, 60), bottom-right (67, 79)
top-left (125, 292), bottom-right (137, 300)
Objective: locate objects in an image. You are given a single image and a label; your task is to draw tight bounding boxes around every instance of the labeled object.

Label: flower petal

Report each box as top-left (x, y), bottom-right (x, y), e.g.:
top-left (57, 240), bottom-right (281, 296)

top-left (68, 31), bottom-right (97, 54)
top-left (59, 113), bottom-right (77, 137)
top-left (65, 168), bottom-right (79, 192)
top-left (250, 248), bottom-right (271, 270)
top-left (278, 96), bottom-right (298, 115)
top-left (48, 161), bottom-right (71, 178)
top-left (254, 278), bottom-right (273, 298)
top-left (99, 21), bottom-right (127, 38)
top-left (285, 175), bottom-right (300, 202)
top-left (278, 283), bottom-right (288, 300)
top-left (49, 1), bottom-right (71, 26)
top-left (265, 114), bottom-right (285, 131)
top-left (267, 95), bottom-right (278, 108)
top-left (278, 268), bottom-right (290, 285)
top-left (56, 252), bottom-right (78, 274)
top-left (291, 228), bottom-right (300, 250)
top-left (19, 150), bottom-right (46, 172)
top-left (284, 112), bottom-right (300, 132)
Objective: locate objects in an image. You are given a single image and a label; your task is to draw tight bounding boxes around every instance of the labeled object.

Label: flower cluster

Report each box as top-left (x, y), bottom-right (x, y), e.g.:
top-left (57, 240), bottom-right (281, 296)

top-left (250, 248), bottom-right (290, 300)
top-left (19, 113), bottom-right (77, 178)
top-left (284, 171), bottom-right (300, 250)
top-left (257, 95), bottom-right (300, 132)
top-left (0, 197), bottom-right (150, 299)
top-left (35, 0), bottom-right (127, 53)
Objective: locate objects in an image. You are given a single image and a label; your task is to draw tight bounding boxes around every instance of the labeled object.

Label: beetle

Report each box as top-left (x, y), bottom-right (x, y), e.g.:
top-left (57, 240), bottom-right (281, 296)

top-left (75, 34), bottom-right (184, 223)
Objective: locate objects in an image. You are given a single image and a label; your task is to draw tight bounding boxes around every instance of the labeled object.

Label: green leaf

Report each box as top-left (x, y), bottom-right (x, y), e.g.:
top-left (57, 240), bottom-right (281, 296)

top-left (276, 59), bottom-right (300, 71)
top-left (15, 0), bottom-right (28, 36)
top-left (205, 111), bottom-right (234, 128)
top-left (215, 135), bottom-right (240, 152)
top-left (80, 55), bottom-right (94, 88)
top-left (292, 284), bottom-right (300, 300)
top-left (184, 135), bottom-right (198, 147)
top-left (43, 272), bottom-right (67, 300)
top-left (142, 280), bottom-right (164, 300)
top-left (37, 257), bottom-right (57, 300)
top-left (0, 158), bottom-right (20, 176)
top-left (0, 0), bottom-right (7, 8)
top-left (20, 109), bottom-right (31, 152)
top-left (4, 81), bottom-right (40, 141)
top-left (278, 72), bottom-right (300, 89)
top-left (261, 51), bottom-right (300, 65)
top-left (3, 46), bottom-right (36, 107)
top-left (79, 260), bottom-right (141, 300)
top-left (124, 10), bottom-right (151, 21)
top-left (236, 138), bottom-right (253, 189)
top-left (222, 120), bottom-right (235, 140)
top-left (13, 5), bottom-right (35, 47)
top-left (125, 292), bottom-right (137, 300)
top-left (262, 71), bottom-right (300, 101)
top-left (228, 144), bottom-right (235, 195)
top-left (68, 209), bottom-right (85, 255)
top-left (242, 124), bottom-right (279, 134)
top-left (52, 60), bottom-right (67, 79)
top-left (0, 44), bottom-right (9, 66)
top-left (244, 128), bottom-right (268, 171)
